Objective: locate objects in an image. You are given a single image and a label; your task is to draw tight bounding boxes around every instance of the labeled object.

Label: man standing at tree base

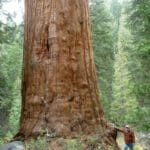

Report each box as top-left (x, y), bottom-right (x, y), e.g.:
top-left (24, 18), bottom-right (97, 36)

top-left (116, 125), bottom-right (135, 150)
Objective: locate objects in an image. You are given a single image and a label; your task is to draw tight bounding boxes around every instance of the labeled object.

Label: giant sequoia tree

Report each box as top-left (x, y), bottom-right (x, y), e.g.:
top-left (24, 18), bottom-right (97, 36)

top-left (19, 0), bottom-right (114, 141)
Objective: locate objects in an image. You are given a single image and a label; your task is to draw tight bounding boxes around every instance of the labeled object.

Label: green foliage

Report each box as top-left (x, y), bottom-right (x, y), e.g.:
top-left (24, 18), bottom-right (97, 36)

top-left (110, 17), bottom-right (138, 125)
top-left (0, 0), bottom-right (17, 44)
top-left (0, 2), bottom-right (23, 139)
top-left (110, 0), bottom-right (121, 53)
top-left (86, 136), bottom-right (103, 150)
top-left (63, 139), bottom-right (82, 150)
top-left (125, 0), bottom-right (150, 104)
top-left (0, 39), bottom-right (22, 141)
top-left (90, 0), bottom-right (115, 119)
top-left (0, 131), bottom-right (12, 145)
top-left (25, 137), bottom-right (47, 150)
top-left (8, 78), bottom-right (21, 135)
top-left (110, 0), bottom-right (150, 131)
top-left (124, 0), bottom-right (150, 131)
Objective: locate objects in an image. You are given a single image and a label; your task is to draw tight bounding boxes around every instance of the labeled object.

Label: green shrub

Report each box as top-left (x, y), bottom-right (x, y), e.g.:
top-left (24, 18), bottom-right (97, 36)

top-left (63, 139), bottom-right (82, 150)
top-left (26, 137), bottom-right (47, 150)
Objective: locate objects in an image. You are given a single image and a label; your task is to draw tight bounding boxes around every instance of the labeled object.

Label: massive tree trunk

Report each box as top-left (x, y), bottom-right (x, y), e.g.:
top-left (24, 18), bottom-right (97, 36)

top-left (19, 0), bottom-right (106, 138)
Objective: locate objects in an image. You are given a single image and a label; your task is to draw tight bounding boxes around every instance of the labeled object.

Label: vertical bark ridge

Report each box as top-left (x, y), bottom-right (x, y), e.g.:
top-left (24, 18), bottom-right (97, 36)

top-left (79, 0), bottom-right (97, 124)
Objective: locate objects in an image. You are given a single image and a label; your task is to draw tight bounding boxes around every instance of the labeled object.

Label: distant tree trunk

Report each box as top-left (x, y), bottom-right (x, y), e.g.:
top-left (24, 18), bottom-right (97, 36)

top-left (19, 0), bottom-right (106, 138)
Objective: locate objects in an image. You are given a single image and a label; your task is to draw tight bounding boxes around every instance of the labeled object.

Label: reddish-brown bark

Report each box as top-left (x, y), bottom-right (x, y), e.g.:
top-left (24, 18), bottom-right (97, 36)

top-left (19, 0), bottom-right (106, 138)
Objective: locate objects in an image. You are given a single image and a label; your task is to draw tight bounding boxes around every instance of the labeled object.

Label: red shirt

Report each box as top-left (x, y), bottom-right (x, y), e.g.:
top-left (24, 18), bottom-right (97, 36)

top-left (117, 128), bottom-right (135, 144)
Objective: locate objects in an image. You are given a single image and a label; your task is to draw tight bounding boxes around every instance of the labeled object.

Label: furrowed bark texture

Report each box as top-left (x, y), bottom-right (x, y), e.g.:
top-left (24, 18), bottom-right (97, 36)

top-left (20, 0), bottom-right (106, 137)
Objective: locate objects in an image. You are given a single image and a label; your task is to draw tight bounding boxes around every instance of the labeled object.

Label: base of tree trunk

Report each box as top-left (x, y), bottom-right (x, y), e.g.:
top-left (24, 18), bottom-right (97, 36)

top-left (13, 124), bottom-right (120, 150)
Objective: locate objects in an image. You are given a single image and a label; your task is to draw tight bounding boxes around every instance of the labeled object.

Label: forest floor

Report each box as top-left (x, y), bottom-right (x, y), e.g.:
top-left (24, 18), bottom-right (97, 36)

top-left (0, 133), bottom-right (118, 150)
top-left (0, 132), bottom-right (149, 150)
top-left (24, 134), bottom-right (119, 150)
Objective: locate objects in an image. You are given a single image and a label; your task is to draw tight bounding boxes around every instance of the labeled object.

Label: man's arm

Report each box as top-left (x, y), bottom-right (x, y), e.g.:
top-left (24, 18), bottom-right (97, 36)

top-left (115, 127), bottom-right (124, 133)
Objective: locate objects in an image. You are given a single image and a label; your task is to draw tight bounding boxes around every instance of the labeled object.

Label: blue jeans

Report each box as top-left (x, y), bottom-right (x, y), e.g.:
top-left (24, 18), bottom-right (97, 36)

top-left (124, 143), bottom-right (134, 150)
